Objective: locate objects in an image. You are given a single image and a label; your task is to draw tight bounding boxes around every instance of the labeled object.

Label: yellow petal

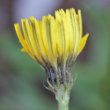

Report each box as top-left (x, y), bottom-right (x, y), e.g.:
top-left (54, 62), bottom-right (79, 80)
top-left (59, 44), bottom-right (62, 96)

top-left (14, 23), bottom-right (25, 47)
top-left (65, 9), bottom-right (74, 52)
top-left (77, 9), bottom-right (82, 37)
top-left (77, 33), bottom-right (89, 55)
top-left (14, 23), bottom-right (36, 60)
top-left (55, 10), bottom-right (66, 56)
top-left (70, 9), bottom-right (81, 53)
top-left (42, 16), bottom-right (55, 61)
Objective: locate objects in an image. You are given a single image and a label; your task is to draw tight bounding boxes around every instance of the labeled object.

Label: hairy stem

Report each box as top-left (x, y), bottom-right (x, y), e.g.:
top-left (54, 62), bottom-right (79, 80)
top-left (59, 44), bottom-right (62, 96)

top-left (55, 85), bottom-right (71, 110)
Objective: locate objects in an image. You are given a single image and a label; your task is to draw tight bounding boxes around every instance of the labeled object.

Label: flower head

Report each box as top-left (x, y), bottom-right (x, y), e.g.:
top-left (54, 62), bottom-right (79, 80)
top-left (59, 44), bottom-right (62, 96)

top-left (14, 8), bottom-right (89, 91)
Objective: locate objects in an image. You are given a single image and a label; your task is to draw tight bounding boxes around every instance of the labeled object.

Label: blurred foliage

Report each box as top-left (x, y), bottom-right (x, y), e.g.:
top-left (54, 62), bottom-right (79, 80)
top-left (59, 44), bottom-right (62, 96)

top-left (0, 1), bottom-right (110, 110)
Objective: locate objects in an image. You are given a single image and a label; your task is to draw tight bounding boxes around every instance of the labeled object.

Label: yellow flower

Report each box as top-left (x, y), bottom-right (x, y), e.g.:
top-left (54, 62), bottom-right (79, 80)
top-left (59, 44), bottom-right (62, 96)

top-left (14, 8), bottom-right (89, 108)
top-left (14, 8), bottom-right (89, 70)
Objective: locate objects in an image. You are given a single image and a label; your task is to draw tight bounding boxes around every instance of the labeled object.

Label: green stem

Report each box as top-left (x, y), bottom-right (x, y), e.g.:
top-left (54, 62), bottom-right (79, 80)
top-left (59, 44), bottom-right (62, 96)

top-left (55, 85), bottom-right (70, 110)
top-left (58, 94), bottom-right (69, 110)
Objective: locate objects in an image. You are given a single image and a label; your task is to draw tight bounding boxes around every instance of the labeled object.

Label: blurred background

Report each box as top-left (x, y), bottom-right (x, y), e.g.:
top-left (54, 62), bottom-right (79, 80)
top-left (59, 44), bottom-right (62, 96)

top-left (0, 0), bottom-right (110, 110)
